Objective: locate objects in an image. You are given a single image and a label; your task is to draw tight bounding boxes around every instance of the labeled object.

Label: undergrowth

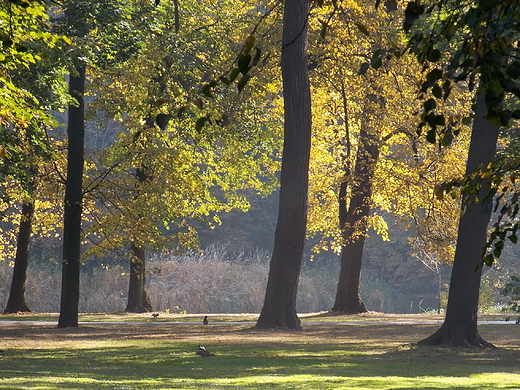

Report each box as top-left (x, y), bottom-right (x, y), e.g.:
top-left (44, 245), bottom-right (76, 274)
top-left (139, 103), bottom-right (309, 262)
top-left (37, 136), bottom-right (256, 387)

top-left (0, 245), bottom-right (409, 313)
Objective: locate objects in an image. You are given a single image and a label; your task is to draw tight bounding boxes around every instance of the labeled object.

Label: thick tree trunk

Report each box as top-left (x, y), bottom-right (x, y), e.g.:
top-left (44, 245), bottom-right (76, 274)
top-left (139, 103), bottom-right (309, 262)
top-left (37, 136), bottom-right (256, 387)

top-left (332, 124), bottom-right (379, 314)
top-left (418, 93), bottom-right (498, 348)
top-left (4, 201), bottom-right (34, 313)
top-left (58, 65), bottom-right (86, 328)
top-left (125, 242), bottom-right (153, 313)
top-left (255, 0), bottom-right (311, 330)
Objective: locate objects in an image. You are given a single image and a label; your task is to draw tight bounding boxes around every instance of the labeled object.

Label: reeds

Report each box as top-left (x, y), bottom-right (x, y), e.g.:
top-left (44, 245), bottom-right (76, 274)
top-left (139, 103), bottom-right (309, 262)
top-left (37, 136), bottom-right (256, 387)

top-left (0, 244), bottom-right (409, 313)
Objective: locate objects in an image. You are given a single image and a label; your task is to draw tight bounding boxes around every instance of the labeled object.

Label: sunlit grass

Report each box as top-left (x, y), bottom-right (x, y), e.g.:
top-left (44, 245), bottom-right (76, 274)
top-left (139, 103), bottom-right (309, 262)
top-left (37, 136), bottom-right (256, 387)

top-left (1, 318), bottom-right (519, 389)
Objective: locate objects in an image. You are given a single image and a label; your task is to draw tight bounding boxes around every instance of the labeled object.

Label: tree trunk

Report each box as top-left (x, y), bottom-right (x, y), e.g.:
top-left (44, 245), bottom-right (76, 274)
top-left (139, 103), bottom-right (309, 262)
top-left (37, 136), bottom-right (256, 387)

top-left (58, 65), bottom-right (86, 328)
top-left (332, 124), bottom-right (379, 314)
top-left (418, 93), bottom-right (498, 348)
top-left (255, 0), bottom-right (311, 330)
top-left (125, 166), bottom-right (153, 313)
top-left (4, 201), bottom-right (34, 314)
top-left (125, 242), bottom-right (153, 313)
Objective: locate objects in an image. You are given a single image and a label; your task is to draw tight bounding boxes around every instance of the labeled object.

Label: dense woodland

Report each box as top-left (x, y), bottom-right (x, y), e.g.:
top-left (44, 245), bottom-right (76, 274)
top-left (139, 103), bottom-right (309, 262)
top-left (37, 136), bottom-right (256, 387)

top-left (2, 0), bottom-right (520, 347)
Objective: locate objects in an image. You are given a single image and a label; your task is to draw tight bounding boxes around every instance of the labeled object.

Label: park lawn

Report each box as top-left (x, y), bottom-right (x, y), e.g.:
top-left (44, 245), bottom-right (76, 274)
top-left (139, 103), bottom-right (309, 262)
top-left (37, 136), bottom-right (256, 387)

top-left (0, 315), bottom-right (519, 389)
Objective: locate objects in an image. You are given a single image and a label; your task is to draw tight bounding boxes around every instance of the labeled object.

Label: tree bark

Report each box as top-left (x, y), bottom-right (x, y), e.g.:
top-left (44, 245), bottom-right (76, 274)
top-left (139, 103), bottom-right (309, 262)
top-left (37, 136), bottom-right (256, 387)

top-left (418, 93), bottom-right (498, 348)
top-left (255, 0), bottom-right (311, 330)
top-left (4, 201), bottom-right (34, 314)
top-left (332, 124), bottom-right (379, 314)
top-left (58, 65), bottom-right (86, 328)
top-left (125, 166), bottom-right (153, 313)
top-left (125, 241), bottom-right (153, 313)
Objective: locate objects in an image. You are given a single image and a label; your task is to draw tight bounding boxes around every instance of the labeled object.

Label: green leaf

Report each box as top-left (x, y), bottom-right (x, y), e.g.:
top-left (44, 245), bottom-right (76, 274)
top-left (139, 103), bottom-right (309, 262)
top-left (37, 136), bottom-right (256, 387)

top-left (217, 114), bottom-right (230, 127)
top-left (356, 23), bottom-right (370, 36)
top-left (440, 128), bottom-right (454, 147)
top-left (426, 68), bottom-right (443, 84)
top-left (506, 61), bottom-right (520, 79)
top-left (202, 83), bottom-right (213, 98)
top-left (229, 67), bottom-right (241, 83)
top-left (442, 80), bottom-right (451, 100)
top-left (426, 129), bottom-right (436, 143)
top-left (359, 62), bottom-right (370, 75)
top-left (219, 76), bottom-right (231, 86)
top-left (432, 84), bottom-right (442, 99)
top-left (403, 1), bottom-right (425, 32)
top-left (195, 116), bottom-right (207, 132)
top-left (487, 79), bottom-right (503, 98)
top-left (427, 49), bottom-right (441, 62)
top-left (423, 98), bottom-right (436, 112)
top-left (483, 254), bottom-right (494, 266)
top-left (511, 109), bottom-right (520, 119)
top-left (237, 74), bottom-right (250, 92)
top-left (434, 114), bottom-right (446, 126)
top-left (371, 57), bottom-right (383, 70)
top-left (177, 106), bottom-right (186, 118)
top-left (238, 54), bottom-right (251, 74)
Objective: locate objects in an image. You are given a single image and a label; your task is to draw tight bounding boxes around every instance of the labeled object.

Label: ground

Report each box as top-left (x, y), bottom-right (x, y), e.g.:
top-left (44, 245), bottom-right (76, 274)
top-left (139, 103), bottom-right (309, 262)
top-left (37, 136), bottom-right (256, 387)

top-left (0, 313), bottom-right (519, 389)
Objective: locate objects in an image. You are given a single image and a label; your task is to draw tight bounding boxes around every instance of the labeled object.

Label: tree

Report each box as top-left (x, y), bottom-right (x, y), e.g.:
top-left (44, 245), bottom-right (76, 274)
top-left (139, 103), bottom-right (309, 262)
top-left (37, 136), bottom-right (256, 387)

top-left (4, 200), bottom-right (34, 313)
top-left (256, 0), bottom-right (312, 330)
top-left (332, 102), bottom-right (381, 313)
top-left (58, 64), bottom-right (86, 328)
top-left (54, 0), bottom-right (148, 327)
top-left (418, 94), bottom-right (498, 347)
top-left (83, 0), bottom-right (283, 313)
top-left (398, 0), bottom-right (520, 346)
top-left (306, 1), bottom-right (459, 314)
top-left (1, 0), bottom-right (67, 314)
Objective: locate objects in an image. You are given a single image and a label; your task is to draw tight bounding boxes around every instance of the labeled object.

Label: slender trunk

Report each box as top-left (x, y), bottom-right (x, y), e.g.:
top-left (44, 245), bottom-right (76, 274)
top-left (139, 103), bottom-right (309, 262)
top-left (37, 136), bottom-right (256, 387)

top-left (418, 93), bottom-right (498, 348)
top-left (255, 0), bottom-right (311, 330)
top-left (332, 124), bottom-right (379, 314)
top-left (4, 201), bottom-right (34, 313)
top-left (125, 166), bottom-right (153, 313)
top-left (58, 64), bottom-right (86, 328)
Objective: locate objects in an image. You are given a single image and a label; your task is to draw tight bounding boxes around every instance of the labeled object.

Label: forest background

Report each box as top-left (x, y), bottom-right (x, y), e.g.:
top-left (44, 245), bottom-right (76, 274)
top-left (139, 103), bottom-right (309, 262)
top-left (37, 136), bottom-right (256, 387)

top-left (1, 0), bottom-right (520, 319)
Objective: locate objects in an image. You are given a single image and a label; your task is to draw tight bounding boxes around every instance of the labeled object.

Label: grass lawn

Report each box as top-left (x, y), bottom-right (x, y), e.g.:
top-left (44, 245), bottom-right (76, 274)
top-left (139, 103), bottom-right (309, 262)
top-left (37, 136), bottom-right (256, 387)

top-left (0, 313), bottom-right (519, 389)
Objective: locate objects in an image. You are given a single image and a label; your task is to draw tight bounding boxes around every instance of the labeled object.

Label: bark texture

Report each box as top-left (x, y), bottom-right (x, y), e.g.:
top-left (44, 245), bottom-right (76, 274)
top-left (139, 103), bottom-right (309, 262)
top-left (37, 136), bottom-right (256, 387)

top-left (125, 166), bottom-right (153, 313)
top-left (125, 242), bottom-right (153, 312)
top-left (418, 93), bottom-right (498, 348)
top-left (332, 124), bottom-right (379, 314)
top-left (4, 201), bottom-right (34, 313)
top-left (58, 65), bottom-right (86, 328)
top-left (255, 0), bottom-right (311, 330)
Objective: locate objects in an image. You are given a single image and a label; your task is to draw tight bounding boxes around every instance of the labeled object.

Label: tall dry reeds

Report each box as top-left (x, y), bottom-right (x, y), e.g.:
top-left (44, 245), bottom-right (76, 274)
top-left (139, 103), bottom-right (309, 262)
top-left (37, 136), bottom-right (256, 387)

top-left (0, 245), bottom-right (409, 313)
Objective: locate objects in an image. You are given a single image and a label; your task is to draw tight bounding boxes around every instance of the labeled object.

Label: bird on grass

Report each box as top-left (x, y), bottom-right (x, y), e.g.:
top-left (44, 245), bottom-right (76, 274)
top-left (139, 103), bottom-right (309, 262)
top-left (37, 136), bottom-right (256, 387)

top-left (152, 313), bottom-right (159, 318)
top-left (203, 315), bottom-right (208, 326)
top-left (196, 345), bottom-right (215, 357)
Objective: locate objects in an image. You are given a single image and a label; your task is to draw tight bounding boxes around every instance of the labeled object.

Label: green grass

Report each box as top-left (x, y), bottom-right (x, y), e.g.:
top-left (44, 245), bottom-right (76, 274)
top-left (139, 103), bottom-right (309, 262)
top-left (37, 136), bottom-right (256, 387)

top-left (1, 316), bottom-right (519, 389)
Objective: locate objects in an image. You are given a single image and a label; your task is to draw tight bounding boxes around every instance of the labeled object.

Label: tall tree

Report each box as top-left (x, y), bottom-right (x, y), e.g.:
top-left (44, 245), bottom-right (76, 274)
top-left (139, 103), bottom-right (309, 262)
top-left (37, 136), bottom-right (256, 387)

top-left (58, 64), bottom-right (86, 328)
top-left (256, 0), bottom-right (311, 330)
top-left (399, 0), bottom-right (520, 346)
top-left (332, 101), bottom-right (381, 313)
top-left (418, 93), bottom-right (498, 347)
top-left (54, 0), bottom-right (147, 327)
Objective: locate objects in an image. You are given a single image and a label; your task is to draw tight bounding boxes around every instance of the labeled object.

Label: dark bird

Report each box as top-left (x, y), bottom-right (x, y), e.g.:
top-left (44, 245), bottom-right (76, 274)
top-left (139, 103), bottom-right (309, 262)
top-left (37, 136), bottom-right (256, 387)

top-left (203, 315), bottom-right (208, 326)
top-left (196, 345), bottom-right (215, 357)
top-left (152, 313), bottom-right (159, 318)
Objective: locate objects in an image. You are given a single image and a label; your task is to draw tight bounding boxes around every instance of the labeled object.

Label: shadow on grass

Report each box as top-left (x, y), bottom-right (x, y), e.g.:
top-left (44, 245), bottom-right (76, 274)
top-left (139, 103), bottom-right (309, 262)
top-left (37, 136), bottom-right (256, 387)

top-left (1, 322), bottom-right (519, 389)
